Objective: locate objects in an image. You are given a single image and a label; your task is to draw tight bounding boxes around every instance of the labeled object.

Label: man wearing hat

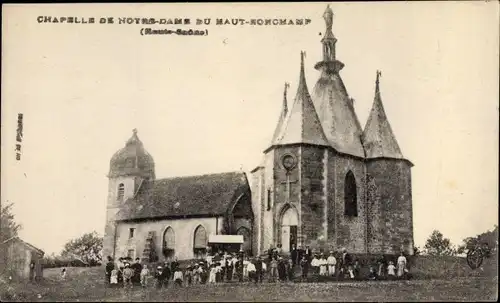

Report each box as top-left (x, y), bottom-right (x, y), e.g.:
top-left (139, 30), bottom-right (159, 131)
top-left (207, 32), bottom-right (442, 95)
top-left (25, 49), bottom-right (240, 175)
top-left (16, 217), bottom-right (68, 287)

top-left (155, 265), bottom-right (165, 289)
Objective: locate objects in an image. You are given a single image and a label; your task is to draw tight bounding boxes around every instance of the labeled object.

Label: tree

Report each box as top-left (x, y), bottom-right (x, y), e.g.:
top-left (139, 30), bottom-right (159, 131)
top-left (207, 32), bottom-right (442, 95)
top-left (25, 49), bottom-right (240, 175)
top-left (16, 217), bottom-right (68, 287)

top-left (61, 231), bottom-right (103, 265)
top-left (0, 203), bottom-right (22, 243)
top-left (459, 225), bottom-right (498, 258)
top-left (424, 230), bottom-right (456, 256)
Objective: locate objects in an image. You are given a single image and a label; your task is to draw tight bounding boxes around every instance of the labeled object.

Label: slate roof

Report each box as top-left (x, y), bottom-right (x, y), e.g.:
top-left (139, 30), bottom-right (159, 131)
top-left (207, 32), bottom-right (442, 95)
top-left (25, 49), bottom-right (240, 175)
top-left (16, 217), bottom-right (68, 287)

top-left (362, 72), bottom-right (404, 159)
top-left (311, 71), bottom-right (366, 158)
top-left (115, 171), bottom-right (250, 221)
top-left (272, 52), bottom-right (330, 148)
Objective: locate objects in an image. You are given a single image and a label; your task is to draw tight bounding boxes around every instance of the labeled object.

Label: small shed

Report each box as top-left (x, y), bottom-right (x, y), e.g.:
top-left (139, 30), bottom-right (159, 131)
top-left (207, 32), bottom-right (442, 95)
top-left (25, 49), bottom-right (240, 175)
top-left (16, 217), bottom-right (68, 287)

top-left (1, 236), bottom-right (45, 281)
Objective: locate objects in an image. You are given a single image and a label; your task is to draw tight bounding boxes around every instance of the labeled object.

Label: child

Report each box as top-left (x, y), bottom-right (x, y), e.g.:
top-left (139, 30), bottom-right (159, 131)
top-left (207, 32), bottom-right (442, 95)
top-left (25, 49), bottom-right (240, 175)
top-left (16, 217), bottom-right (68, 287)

top-left (122, 263), bottom-right (134, 289)
top-left (140, 264), bottom-right (149, 288)
top-left (310, 255), bottom-right (320, 276)
top-left (387, 261), bottom-right (396, 280)
top-left (110, 268), bottom-right (119, 286)
top-left (209, 264), bottom-right (217, 284)
top-left (185, 266), bottom-right (192, 286)
top-left (353, 260), bottom-right (361, 280)
top-left (61, 268), bottom-right (67, 280)
top-left (368, 265), bottom-right (377, 280)
top-left (300, 255), bottom-right (309, 280)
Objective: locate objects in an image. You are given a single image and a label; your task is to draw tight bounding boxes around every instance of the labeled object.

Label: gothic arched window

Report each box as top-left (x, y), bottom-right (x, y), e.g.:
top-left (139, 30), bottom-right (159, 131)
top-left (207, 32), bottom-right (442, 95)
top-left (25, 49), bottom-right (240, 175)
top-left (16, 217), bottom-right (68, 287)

top-left (117, 183), bottom-right (125, 201)
top-left (193, 225), bottom-right (207, 257)
top-left (163, 227), bottom-right (175, 259)
top-left (344, 171), bottom-right (358, 217)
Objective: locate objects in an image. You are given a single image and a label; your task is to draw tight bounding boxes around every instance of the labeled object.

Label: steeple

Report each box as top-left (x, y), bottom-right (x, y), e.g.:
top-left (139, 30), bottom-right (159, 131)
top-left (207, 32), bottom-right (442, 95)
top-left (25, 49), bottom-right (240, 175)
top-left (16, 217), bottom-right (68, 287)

top-left (362, 71), bottom-right (404, 159)
top-left (314, 5), bottom-right (344, 74)
top-left (274, 51), bottom-right (329, 147)
top-left (270, 82), bottom-right (290, 146)
top-left (311, 5), bottom-right (365, 158)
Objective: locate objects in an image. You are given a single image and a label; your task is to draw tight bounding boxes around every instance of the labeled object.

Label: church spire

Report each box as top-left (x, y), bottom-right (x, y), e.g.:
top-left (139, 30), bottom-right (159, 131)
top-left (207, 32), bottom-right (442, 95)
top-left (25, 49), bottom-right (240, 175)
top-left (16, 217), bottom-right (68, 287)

top-left (314, 4), bottom-right (344, 74)
top-left (362, 70), bottom-right (404, 159)
top-left (270, 82), bottom-right (291, 146)
top-left (274, 51), bottom-right (329, 147)
top-left (283, 82), bottom-right (289, 116)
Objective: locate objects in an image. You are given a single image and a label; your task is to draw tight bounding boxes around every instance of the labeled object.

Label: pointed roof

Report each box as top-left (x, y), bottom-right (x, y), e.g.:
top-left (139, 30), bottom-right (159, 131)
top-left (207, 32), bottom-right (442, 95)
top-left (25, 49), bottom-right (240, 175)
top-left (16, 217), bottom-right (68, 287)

top-left (270, 83), bottom-right (290, 145)
top-left (274, 52), bottom-right (329, 147)
top-left (311, 73), bottom-right (366, 158)
top-left (362, 71), bottom-right (404, 159)
top-left (311, 5), bottom-right (366, 158)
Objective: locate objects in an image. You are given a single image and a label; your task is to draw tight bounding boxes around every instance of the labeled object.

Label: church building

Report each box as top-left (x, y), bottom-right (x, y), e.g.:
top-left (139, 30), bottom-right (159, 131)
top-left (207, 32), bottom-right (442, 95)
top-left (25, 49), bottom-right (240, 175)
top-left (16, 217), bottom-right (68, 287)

top-left (102, 5), bottom-right (414, 263)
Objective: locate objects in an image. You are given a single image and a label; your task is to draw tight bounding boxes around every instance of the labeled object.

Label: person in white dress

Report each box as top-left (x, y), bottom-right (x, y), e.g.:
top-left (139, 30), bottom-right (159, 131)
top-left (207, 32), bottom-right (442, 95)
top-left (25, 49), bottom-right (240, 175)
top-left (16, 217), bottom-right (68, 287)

top-left (397, 252), bottom-right (408, 278)
top-left (327, 251), bottom-right (337, 276)
top-left (310, 255), bottom-right (320, 276)
top-left (208, 264), bottom-right (217, 284)
top-left (387, 261), bottom-right (396, 279)
top-left (319, 254), bottom-right (328, 276)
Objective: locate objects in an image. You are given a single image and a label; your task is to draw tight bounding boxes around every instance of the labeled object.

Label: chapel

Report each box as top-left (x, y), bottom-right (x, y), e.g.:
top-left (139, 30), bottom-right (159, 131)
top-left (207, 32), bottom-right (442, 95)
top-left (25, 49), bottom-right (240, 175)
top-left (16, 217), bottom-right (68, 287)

top-left (102, 5), bottom-right (414, 262)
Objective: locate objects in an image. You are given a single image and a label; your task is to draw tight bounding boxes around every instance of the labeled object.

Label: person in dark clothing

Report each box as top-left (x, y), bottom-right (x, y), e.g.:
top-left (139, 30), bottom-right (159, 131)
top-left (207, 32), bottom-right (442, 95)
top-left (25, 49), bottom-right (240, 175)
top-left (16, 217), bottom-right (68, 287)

top-left (171, 258), bottom-right (179, 273)
top-left (131, 258), bottom-right (142, 286)
top-left (105, 256), bottom-right (114, 285)
top-left (339, 248), bottom-right (353, 279)
top-left (297, 246), bottom-right (304, 265)
top-left (277, 257), bottom-right (286, 281)
top-left (161, 263), bottom-right (171, 288)
top-left (155, 266), bottom-right (165, 289)
top-left (267, 245), bottom-right (274, 262)
top-left (300, 255), bottom-right (309, 280)
top-left (287, 259), bottom-right (294, 281)
top-left (304, 246), bottom-right (312, 262)
top-left (254, 257), bottom-right (263, 283)
top-left (290, 244), bottom-right (298, 266)
top-left (226, 256), bottom-right (233, 281)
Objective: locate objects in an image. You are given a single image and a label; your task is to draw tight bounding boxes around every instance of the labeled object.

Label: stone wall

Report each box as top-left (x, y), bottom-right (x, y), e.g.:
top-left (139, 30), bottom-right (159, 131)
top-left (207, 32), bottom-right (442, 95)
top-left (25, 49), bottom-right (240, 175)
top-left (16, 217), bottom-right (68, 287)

top-left (366, 159), bottom-right (414, 255)
top-left (249, 166), bottom-right (264, 256)
top-left (273, 146), bottom-right (302, 247)
top-left (103, 176), bottom-right (142, 262)
top-left (333, 154), bottom-right (367, 253)
top-left (115, 217), bottom-right (220, 262)
top-left (299, 146), bottom-right (327, 248)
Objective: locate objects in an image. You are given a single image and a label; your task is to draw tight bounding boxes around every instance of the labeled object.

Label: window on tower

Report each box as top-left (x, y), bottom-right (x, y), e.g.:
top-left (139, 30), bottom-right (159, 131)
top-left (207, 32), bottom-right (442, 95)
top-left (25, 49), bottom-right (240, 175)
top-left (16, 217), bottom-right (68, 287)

top-left (129, 228), bottom-right (135, 239)
top-left (344, 171), bottom-right (358, 217)
top-left (267, 189), bottom-right (271, 211)
top-left (117, 183), bottom-right (125, 201)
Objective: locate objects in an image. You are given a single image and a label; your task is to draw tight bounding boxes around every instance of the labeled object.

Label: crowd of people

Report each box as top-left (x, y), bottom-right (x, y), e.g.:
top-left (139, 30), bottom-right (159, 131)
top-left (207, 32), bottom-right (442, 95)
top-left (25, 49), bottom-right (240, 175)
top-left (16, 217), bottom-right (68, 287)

top-left (103, 245), bottom-right (411, 289)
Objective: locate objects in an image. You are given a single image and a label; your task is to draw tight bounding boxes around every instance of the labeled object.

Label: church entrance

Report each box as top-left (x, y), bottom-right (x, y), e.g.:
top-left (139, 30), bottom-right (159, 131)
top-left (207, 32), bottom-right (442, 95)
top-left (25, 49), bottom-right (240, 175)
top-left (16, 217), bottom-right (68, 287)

top-left (280, 207), bottom-right (298, 253)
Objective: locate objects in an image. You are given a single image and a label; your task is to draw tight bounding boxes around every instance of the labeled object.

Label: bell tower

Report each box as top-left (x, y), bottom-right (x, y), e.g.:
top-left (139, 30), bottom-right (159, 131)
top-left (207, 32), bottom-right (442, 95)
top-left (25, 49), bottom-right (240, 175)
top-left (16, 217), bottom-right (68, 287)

top-left (102, 129), bottom-right (156, 261)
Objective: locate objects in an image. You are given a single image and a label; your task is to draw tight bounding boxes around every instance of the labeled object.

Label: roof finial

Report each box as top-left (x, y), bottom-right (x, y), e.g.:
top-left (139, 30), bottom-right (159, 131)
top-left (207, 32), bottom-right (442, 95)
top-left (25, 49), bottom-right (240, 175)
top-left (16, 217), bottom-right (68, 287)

top-left (133, 128), bottom-right (138, 136)
top-left (323, 4), bottom-right (334, 32)
top-left (299, 51), bottom-right (307, 88)
top-left (283, 82), bottom-right (290, 115)
top-left (375, 70), bottom-right (382, 94)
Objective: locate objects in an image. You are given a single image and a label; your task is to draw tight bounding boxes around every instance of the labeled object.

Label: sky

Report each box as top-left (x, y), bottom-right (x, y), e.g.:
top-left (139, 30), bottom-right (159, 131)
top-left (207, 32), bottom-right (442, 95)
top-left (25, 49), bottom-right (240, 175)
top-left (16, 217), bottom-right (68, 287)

top-left (1, 2), bottom-right (499, 255)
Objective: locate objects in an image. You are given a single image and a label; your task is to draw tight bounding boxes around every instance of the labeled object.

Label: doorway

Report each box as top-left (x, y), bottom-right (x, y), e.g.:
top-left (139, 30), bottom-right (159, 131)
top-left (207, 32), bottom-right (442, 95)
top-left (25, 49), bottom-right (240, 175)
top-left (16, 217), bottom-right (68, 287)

top-left (280, 206), bottom-right (298, 253)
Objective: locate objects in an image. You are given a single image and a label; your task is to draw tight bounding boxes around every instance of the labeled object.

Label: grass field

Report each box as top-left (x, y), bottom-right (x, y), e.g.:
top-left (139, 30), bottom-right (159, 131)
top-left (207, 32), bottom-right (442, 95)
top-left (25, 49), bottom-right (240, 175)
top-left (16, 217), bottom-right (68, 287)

top-left (1, 256), bottom-right (497, 302)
